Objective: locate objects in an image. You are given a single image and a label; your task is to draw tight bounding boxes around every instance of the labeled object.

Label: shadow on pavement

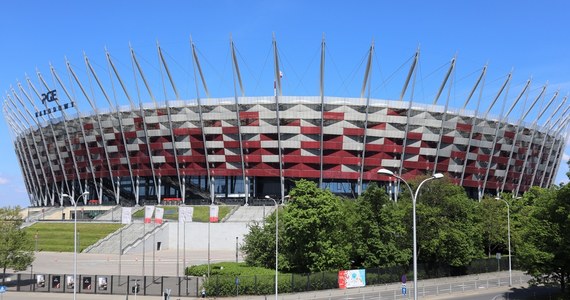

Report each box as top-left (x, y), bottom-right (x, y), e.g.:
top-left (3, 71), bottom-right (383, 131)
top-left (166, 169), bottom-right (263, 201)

top-left (503, 285), bottom-right (562, 299)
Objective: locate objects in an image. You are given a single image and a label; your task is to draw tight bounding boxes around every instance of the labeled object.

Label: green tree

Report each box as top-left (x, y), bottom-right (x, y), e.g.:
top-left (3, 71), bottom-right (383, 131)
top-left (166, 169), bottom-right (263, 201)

top-left (280, 180), bottom-right (353, 273)
top-left (240, 220), bottom-right (276, 269)
top-left (0, 207), bottom-right (35, 282)
top-left (351, 183), bottom-right (410, 269)
top-left (517, 185), bottom-right (570, 292)
top-left (241, 180), bottom-right (353, 273)
top-left (406, 177), bottom-right (483, 272)
top-left (480, 196), bottom-right (508, 258)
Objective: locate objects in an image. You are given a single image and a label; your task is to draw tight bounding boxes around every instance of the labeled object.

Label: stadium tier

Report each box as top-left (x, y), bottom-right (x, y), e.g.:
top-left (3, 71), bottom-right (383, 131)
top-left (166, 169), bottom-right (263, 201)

top-left (2, 39), bottom-right (568, 206)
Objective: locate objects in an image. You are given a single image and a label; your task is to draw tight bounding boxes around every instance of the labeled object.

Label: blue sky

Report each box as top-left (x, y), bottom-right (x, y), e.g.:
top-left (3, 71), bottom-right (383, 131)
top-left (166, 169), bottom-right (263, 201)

top-left (1, 0), bottom-right (569, 207)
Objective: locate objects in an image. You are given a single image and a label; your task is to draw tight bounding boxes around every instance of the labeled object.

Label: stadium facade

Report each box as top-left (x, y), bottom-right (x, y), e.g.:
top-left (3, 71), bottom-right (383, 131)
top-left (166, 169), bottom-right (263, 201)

top-left (3, 39), bottom-right (569, 207)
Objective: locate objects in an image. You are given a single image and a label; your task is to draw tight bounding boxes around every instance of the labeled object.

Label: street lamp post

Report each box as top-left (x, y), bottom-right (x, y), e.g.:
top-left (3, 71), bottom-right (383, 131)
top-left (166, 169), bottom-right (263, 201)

top-left (265, 195), bottom-right (279, 300)
top-left (495, 196), bottom-right (512, 286)
top-left (377, 169), bottom-right (443, 300)
top-left (62, 191), bottom-right (89, 300)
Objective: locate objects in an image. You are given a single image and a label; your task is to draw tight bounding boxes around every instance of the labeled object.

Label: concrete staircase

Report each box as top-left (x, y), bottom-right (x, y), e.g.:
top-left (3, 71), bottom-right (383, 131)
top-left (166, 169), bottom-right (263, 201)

top-left (224, 205), bottom-right (276, 223)
top-left (94, 206), bottom-right (144, 221)
top-left (27, 207), bottom-right (61, 222)
top-left (84, 222), bottom-right (162, 254)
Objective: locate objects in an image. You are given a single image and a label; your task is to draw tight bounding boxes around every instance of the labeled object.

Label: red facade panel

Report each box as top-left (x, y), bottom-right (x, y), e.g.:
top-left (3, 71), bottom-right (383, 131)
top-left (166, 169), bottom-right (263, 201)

top-left (301, 141), bottom-right (320, 149)
top-left (343, 128), bottom-right (365, 136)
top-left (441, 136), bottom-right (455, 144)
top-left (222, 127), bottom-right (239, 134)
top-left (301, 127), bottom-right (321, 134)
top-left (323, 111), bottom-right (344, 120)
top-left (407, 132), bottom-right (422, 140)
top-left (322, 141), bottom-right (343, 150)
top-left (456, 123), bottom-right (472, 132)
top-left (223, 141), bottom-right (240, 148)
top-left (239, 111), bottom-right (259, 119)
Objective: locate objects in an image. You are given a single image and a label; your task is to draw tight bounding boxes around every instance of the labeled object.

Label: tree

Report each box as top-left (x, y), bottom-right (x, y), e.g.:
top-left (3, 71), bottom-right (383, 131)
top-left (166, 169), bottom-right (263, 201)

top-left (241, 180), bottom-right (353, 273)
top-left (241, 220), bottom-right (276, 268)
top-left (280, 180), bottom-right (353, 273)
top-left (350, 183), bottom-right (411, 269)
top-left (0, 207), bottom-right (35, 282)
top-left (480, 196), bottom-right (508, 258)
top-left (407, 177), bottom-right (483, 272)
top-left (517, 185), bottom-right (570, 292)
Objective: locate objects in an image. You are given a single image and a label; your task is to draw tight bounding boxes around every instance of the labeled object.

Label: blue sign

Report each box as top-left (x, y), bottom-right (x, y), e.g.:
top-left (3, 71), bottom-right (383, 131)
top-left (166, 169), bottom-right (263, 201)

top-left (0, 285), bottom-right (6, 293)
top-left (235, 277), bottom-right (240, 285)
top-left (402, 287), bottom-right (407, 295)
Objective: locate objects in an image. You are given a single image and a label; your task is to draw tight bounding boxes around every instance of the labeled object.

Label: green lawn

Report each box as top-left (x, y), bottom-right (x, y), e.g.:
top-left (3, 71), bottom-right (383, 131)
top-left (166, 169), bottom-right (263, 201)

top-left (25, 223), bottom-right (123, 252)
top-left (132, 205), bottom-right (234, 222)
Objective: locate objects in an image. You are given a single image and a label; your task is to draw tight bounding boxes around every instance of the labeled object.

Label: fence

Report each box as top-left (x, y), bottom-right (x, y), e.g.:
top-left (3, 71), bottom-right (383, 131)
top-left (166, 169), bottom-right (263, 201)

top-left (2, 273), bottom-right (202, 297)
top-left (205, 257), bottom-right (517, 297)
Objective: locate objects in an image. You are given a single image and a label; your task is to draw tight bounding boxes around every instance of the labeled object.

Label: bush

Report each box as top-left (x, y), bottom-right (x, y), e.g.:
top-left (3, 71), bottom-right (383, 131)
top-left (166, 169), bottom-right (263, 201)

top-left (191, 263), bottom-right (340, 297)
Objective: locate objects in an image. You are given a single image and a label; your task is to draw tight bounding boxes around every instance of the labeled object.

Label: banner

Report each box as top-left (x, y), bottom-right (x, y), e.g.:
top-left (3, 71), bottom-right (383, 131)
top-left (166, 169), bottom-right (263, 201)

top-left (338, 269), bottom-right (366, 289)
top-left (121, 207), bottom-right (132, 224)
top-left (144, 206), bottom-right (155, 223)
top-left (155, 207), bottom-right (164, 224)
top-left (179, 206), bottom-right (194, 223)
top-left (209, 205), bottom-right (219, 223)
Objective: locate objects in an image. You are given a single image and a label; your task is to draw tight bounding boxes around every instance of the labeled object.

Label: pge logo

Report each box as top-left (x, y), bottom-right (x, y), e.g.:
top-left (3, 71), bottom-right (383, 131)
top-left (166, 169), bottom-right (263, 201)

top-left (41, 90), bottom-right (58, 104)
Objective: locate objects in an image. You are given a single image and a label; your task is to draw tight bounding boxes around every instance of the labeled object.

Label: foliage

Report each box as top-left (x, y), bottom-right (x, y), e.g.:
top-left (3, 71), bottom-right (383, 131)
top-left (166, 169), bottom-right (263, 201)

top-left (479, 196), bottom-right (507, 257)
top-left (517, 184), bottom-right (570, 292)
top-left (186, 262), bottom-right (276, 276)
top-left (25, 223), bottom-right (123, 252)
top-left (350, 183), bottom-right (410, 269)
top-left (280, 179), bottom-right (353, 273)
top-left (241, 220), bottom-right (277, 268)
top-left (0, 207), bottom-right (34, 282)
top-left (242, 179), bottom-right (353, 273)
top-left (401, 177), bottom-right (483, 270)
top-left (189, 262), bottom-right (338, 296)
top-left (242, 178), bottom-right (485, 276)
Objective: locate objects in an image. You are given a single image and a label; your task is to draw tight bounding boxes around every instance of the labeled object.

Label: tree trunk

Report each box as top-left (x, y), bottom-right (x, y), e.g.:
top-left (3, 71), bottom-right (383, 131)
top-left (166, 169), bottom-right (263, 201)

top-left (2, 266), bottom-right (5, 284)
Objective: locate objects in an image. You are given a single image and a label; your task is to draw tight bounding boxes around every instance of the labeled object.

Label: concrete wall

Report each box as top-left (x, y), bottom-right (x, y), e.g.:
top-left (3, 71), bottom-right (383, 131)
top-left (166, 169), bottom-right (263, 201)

top-left (126, 222), bottom-right (251, 254)
top-left (170, 222), bottom-right (251, 251)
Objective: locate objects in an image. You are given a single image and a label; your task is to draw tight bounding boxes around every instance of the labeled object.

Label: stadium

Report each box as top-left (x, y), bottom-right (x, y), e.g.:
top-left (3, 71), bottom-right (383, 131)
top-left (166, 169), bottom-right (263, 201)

top-left (2, 38), bottom-right (568, 207)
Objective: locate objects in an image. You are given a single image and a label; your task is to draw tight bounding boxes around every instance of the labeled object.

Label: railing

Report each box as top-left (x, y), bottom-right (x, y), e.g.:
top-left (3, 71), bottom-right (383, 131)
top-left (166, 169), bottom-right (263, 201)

top-left (2, 273), bottom-right (201, 298)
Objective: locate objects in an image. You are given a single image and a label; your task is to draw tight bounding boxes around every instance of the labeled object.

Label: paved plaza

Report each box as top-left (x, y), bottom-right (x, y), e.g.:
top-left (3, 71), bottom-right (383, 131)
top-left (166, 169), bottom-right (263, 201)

top-left (26, 250), bottom-right (238, 277)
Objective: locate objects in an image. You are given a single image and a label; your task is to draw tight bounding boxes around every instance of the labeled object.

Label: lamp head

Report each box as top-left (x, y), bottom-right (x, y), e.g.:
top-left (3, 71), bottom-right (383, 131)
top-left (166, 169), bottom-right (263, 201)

top-left (433, 173), bottom-right (444, 179)
top-left (62, 193), bottom-right (70, 198)
top-left (264, 195), bottom-right (271, 199)
top-left (377, 168), bottom-right (395, 176)
top-left (81, 191), bottom-right (90, 196)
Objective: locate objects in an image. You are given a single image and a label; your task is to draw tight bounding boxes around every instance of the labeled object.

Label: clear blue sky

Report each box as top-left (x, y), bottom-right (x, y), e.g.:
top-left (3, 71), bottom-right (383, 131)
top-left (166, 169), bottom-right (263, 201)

top-left (1, 0), bottom-right (569, 207)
